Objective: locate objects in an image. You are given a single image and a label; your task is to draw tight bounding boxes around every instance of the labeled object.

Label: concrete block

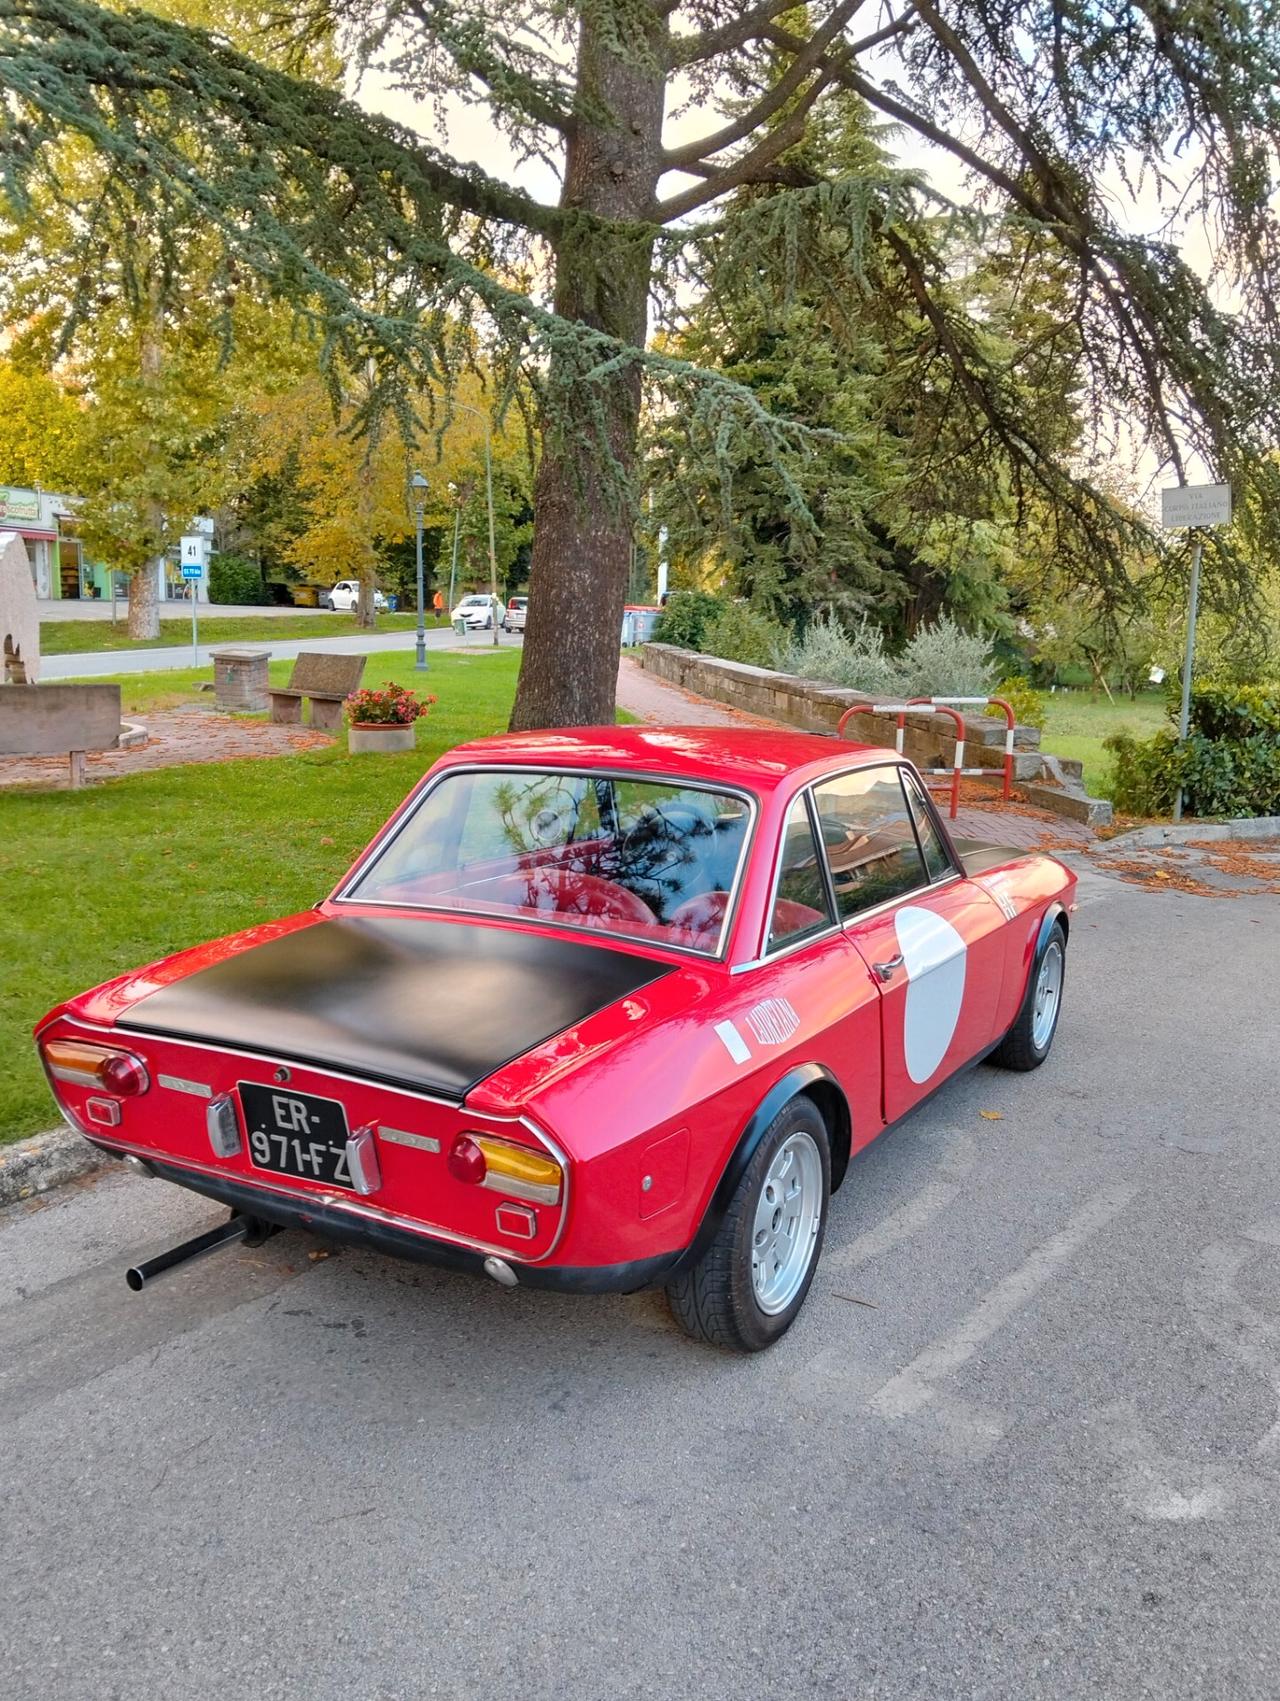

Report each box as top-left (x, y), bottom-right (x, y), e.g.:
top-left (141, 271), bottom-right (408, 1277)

top-left (0, 683), bottom-right (121, 755)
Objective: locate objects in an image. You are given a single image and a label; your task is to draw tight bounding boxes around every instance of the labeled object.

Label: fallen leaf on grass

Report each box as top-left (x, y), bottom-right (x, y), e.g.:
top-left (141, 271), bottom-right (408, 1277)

top-left (979, 1109), bottom-right (1003, 1121)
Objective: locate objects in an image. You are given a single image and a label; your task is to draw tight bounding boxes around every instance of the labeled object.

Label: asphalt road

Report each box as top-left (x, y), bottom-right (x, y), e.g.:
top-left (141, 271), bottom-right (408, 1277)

top-left (3, 861), bottom-right (1278, 1700)
top-left (42, 626), bottom-right (518, 679)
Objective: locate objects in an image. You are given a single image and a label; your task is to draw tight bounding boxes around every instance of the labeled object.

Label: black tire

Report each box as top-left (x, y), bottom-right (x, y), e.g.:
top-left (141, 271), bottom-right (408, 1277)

top-left (989, 920), bottom-right (1067, 1072)
top-left (666, 1096), bottom-right (831, 1352)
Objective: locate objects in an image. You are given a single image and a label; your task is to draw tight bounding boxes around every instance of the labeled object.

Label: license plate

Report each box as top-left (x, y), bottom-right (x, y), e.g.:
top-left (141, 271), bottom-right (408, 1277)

top-left (238, 1082), bottom-right (352, 1187)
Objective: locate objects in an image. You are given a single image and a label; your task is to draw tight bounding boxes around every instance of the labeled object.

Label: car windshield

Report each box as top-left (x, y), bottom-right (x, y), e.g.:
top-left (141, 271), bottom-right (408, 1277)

top-left (342, 768), bottom-right (754, 955)
top-left (461, 596), bottom-right (489, 606)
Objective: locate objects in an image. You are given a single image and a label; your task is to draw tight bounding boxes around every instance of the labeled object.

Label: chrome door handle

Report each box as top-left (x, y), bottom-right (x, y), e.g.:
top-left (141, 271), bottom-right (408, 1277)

top-left (872, 953), bottom-right (904, 982)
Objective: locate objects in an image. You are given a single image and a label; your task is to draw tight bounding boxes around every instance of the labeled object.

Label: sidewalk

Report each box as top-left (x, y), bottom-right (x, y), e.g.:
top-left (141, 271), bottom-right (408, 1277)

top-left (37, 599), bottom-right (339, 622)
top-left (614, 657), bottom-right (1094, 849)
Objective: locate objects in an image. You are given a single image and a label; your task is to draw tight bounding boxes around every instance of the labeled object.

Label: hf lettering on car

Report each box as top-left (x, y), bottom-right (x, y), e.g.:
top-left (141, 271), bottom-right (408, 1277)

top-left (35, 725), bottom-right (1075, 1351)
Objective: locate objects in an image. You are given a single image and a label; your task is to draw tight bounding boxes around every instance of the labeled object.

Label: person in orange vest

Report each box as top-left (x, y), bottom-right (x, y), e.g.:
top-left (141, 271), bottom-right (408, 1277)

top-left (432, 589), bottom-right (444, 618)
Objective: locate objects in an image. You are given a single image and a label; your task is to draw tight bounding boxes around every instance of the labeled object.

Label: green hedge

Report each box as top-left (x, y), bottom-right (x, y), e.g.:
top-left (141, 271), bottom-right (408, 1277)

top-left (1108, 681), bottom-right (1280, 817)
top-left (207, 551), bottom-right (270, 606)
top-left (651, 589), bottom-right (724, 651)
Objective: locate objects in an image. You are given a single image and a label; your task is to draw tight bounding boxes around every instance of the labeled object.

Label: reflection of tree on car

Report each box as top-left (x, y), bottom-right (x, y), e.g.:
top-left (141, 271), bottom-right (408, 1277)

top-left (479, 775), bottom-right (746, 930)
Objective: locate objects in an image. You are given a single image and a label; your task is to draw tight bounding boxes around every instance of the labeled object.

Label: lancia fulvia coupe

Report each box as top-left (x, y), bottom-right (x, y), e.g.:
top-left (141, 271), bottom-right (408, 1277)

top-left (36, 725), bottom-right (1074, 1351)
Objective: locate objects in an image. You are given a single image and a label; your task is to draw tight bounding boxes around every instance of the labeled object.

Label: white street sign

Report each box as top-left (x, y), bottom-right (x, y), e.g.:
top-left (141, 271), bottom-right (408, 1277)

top-left (1161, 483), bottom-right (1231, 528)
top-left (180, 534), bottom-right (209, 567)
top-left (191, 515), bottom-right (215, 536)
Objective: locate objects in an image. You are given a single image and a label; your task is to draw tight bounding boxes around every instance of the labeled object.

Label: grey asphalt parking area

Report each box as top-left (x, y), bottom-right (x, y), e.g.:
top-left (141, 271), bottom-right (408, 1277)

top-left (2, 861), bottom-right (1278, 1699)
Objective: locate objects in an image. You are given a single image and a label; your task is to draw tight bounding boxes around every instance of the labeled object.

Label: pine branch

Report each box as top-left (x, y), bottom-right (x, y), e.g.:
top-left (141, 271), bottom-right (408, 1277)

top-left (667, 0), bottom-right (822, 69)
top-left (399, 0), bottom-right (579, 135)
top-left (656, 80), bottom-right (834, 221)
top-left (663, 0), bottom-right (859, 170)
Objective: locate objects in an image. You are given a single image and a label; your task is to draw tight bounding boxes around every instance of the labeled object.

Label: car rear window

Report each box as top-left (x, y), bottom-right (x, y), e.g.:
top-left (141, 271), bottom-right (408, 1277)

top-left (342, 769), bottom-right (755, 955)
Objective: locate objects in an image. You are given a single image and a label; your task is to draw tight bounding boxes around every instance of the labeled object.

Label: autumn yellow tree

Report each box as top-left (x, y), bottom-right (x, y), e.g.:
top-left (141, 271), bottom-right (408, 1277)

top-left (253, 368), bottom-right (534, 625)
top-left (0, 359), bottom-right (84, 491)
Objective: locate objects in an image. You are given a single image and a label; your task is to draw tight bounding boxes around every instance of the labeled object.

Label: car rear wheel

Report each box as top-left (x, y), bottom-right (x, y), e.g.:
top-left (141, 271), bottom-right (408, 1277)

top-left (990, 920), bottom-right (1066, 1071)
top-left (666, 1096), bottom-right (830, 1352)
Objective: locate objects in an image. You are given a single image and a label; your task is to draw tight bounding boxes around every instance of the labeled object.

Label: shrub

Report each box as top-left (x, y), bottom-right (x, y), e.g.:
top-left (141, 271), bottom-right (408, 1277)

top-left (207, 551), bottom-right (269, 605)
top-left (1108, 680), bottom-right (1280, 818)
top-left (700, 602), bottom-right (790, 668)
top-left (652, 589), bottom-right (724, 651)
top-left (900, 614), bottom-right (995, 699)
top-left (1186, 680), bottom-right (1280, 742)
top-left (776, 613), bottom-right (903, 696)
top-left (994, 674), bottom-right (1046, 731)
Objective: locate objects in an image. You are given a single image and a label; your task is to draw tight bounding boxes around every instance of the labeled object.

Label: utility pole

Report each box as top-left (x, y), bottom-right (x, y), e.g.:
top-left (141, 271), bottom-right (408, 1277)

top-left (411, 470), bottom-right (429, 672)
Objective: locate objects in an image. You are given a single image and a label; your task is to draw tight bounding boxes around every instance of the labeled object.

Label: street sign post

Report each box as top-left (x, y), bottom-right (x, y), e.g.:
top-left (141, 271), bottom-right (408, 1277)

top-left (1161, 482), bottom-right (1232, 821)
top-left (179, 535), bottom-right (210, 665)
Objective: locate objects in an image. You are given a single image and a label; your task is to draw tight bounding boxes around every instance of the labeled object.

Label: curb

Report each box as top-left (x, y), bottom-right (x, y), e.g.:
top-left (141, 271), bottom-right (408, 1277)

top-left (1096, 816), bottom-right (1280, 854)
top-left (0, 1124), bottom-right (111, 1209)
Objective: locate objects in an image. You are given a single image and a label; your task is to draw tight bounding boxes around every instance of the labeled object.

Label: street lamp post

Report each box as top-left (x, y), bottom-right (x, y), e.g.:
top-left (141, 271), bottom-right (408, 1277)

top-left (411, 470), bottom-right (429, 672)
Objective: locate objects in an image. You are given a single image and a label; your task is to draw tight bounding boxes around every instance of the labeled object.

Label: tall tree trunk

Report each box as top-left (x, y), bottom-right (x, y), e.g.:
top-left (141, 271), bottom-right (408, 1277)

top-left (129, 553), bottom-right (161, 640)
top-left (509, 7), bottom-right (667, 730)
top-left (129, 277), bottom-right (165, 640)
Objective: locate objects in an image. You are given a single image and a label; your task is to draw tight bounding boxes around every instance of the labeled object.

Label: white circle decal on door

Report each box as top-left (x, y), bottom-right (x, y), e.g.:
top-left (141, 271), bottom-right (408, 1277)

top-left (894, 905), bottom-right (968, 1084)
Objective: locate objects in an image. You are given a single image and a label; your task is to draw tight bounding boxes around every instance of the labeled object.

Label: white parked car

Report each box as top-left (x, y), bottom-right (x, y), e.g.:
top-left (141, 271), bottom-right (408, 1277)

top-left (451, 593), bottom-right (501, 629)
top-left (322, 580), bottom-right (388, 612)
top-left (502, 595), bottom-right (528, 632)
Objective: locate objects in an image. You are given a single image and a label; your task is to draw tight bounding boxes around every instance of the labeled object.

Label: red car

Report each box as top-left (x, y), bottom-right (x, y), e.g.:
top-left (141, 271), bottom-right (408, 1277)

top-left (35, 726), bottom-right (1075, 1351)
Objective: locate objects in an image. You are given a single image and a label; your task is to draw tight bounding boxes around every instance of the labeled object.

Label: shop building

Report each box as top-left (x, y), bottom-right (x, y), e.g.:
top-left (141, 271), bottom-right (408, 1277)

top-left (1, 484), bottom-right (195, 602)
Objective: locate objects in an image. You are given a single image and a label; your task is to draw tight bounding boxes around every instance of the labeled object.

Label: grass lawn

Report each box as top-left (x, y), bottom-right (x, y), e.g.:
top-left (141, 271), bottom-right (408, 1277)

top-left (40, 611), bottom-right (450, 655)
top-left (1, 647), bottom-right (526, 1143)
top-left (1040, 689), bottom-right (1167, 797)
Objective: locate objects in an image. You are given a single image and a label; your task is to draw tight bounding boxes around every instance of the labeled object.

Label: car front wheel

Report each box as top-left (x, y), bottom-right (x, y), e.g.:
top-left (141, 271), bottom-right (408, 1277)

top-left (666, 1095), bottom-right (830, 1352)
top-left (990, 920), bottom-right (1066, 1071)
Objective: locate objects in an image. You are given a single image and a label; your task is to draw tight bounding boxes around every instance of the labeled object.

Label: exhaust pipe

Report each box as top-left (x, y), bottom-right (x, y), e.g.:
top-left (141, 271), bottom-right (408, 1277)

top-left (126, 1214), bottom-right (262, 1291)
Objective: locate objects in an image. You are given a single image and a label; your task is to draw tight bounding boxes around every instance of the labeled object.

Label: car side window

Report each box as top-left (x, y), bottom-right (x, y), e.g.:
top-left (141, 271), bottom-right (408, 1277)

top-left (900, 768), bottom-right (954, 882)
top-left (812, 768), bottom-right (929, 919)
top-left (768, 795), bottom-right (836, 951)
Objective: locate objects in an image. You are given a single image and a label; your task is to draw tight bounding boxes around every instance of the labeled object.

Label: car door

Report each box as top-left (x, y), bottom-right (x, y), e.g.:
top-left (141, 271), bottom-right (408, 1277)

top-left (750, 791), bottom-right (885, 1150)
top-left (810, 764), bottom-right (1009, 1126)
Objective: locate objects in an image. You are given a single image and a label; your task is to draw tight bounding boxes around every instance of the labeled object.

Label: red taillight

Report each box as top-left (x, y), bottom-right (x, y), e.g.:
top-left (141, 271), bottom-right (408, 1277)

top-left (42, 1038), bottom-right (150, 1097)
top-left (447, 1133), bottom-right (487, 1185)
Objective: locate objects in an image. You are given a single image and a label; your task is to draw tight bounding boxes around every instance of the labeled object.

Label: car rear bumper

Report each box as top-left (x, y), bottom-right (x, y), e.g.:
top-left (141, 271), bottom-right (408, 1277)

top-left (125, 1150), bottom-right (681, 1295)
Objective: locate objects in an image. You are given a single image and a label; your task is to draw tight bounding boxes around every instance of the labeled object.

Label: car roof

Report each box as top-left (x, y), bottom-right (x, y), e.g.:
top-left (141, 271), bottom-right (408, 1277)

top-left (441, 724), bottom-right (893, 793)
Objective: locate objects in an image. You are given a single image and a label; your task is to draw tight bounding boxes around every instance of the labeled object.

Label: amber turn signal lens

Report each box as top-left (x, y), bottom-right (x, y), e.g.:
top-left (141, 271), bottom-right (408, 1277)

top-left (42, 1038), bottom-right (150, 1097)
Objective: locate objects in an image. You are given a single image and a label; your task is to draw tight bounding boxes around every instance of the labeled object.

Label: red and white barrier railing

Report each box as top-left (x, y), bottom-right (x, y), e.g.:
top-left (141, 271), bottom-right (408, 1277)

top-left (836, 696), bottom-right (1016, 820)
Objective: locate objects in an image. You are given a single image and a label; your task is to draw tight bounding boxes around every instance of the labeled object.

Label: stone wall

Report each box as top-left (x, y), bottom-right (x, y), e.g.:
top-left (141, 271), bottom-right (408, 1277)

top-left (639, 642), bottom-right (1113, 826)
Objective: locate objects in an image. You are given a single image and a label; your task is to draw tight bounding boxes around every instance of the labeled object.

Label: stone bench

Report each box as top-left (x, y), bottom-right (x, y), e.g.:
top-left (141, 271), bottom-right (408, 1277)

top-left (268, 652), bottom-right (366, 731)
top-left (0, 684), bottom-right (123, 788)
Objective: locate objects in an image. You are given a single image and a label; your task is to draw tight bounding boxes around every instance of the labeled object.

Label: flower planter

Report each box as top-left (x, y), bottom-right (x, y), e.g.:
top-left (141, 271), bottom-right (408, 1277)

top-left (347, 721), bottom-right (416, 754)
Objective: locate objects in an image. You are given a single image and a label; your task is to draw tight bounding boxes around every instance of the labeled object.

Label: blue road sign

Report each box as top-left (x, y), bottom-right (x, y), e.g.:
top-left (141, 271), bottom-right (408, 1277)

top-left (181, 563), bottom-right (204, 580)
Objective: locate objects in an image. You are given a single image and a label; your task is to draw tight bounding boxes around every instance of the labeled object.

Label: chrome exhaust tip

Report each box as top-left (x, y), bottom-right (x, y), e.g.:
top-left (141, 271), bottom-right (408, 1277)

top-left (483, 1256), bottom-right (518, 1288)
top-left (122, 1154), bottom-right (154, 1178)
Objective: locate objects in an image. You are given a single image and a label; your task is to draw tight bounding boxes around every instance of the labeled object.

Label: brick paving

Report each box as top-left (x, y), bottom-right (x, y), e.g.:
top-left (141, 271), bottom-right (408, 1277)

top-left (615, 656), bottom-right (1094, 850)
top-left (0, 708), bottom-right (332, 790)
